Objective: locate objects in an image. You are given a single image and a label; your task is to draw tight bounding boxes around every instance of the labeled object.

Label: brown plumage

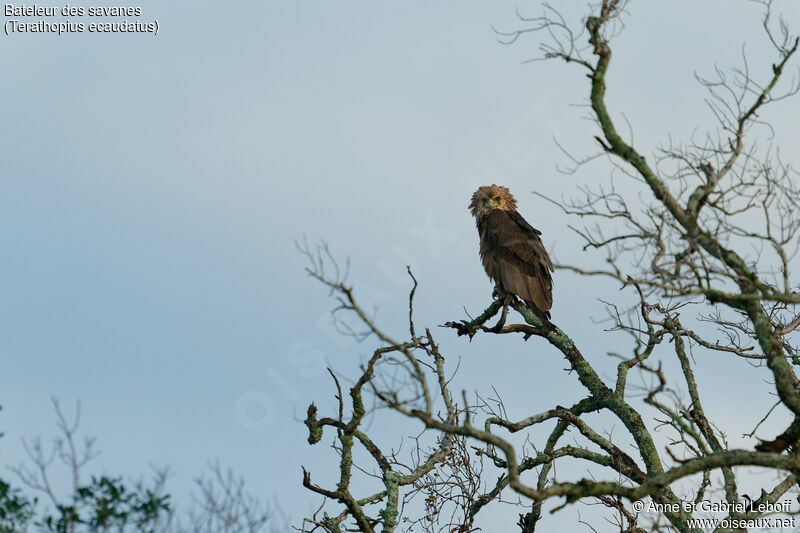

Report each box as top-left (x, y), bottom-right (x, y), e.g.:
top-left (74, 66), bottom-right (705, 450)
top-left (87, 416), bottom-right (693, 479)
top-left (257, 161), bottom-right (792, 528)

top-left (469, 185), bottom-right (554, 318)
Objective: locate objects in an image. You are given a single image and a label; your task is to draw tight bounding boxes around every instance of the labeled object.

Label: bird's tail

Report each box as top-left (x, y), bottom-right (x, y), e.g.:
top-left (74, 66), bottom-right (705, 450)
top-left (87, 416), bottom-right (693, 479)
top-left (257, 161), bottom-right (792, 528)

top-left (524, 300), bottom-right (551, 321)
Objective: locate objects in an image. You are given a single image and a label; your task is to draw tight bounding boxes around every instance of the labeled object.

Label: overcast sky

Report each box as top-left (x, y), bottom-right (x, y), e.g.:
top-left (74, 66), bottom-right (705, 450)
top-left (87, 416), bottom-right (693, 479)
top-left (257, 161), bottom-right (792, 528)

top-left (3, 1), bottom-right (800, 530)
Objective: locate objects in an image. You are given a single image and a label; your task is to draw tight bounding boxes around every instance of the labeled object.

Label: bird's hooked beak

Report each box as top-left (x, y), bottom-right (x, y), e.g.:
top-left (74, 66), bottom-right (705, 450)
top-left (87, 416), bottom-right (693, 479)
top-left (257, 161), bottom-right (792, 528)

top-left (482, 197), bottom-right (498, 209)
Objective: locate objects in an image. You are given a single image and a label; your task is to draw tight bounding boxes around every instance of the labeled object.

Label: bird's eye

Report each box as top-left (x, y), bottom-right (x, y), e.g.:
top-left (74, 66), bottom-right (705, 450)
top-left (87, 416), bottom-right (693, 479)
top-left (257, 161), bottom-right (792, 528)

top-left (493, 196), bottom-right (500, 201)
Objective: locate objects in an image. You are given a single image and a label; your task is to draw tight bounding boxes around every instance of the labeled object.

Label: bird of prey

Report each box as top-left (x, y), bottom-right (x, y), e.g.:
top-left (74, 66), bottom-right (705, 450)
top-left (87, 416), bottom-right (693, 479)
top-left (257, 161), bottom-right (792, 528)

top-left (469, 185), bottom-right (554, 319)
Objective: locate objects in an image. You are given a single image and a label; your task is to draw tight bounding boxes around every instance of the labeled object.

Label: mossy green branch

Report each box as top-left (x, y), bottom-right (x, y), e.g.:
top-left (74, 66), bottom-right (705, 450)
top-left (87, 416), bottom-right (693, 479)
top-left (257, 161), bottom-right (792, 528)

top-left (414, 406), bottom-right (798, 512)
top-left (305, 404), bottom-right (323, 445)
top-left (446, 295), bottom-right (696, 527)
top-left (510, 303), bottom-right (661, 468)
top-left (585, 8), bottom-right (800, 428)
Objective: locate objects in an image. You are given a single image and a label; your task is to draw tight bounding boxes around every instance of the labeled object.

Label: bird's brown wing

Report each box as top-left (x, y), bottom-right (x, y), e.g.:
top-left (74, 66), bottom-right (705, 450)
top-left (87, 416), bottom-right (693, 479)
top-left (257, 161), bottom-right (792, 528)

top-left (483, 209), bottom-right (554, 312)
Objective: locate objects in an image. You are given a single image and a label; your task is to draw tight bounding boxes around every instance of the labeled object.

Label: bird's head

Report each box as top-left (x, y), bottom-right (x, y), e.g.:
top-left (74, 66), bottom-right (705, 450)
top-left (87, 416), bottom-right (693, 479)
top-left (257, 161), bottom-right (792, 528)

top-left (469, 185), bottom-right (517, 218)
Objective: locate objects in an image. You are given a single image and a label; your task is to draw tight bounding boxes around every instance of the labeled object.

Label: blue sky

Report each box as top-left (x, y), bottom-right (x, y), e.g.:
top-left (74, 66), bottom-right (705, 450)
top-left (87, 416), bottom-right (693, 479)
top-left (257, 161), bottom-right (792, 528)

top-left (3, 1), bottom-right (800, 530)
